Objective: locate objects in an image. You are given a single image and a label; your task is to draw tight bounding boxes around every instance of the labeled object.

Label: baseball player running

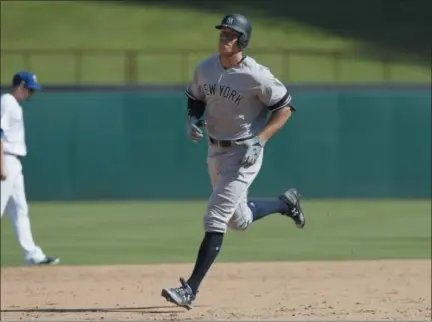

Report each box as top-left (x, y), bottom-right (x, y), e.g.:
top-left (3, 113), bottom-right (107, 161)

top-left (161, 13), bottom-right (305, 309)
top-left (1, 71), bottom-right (59, 266)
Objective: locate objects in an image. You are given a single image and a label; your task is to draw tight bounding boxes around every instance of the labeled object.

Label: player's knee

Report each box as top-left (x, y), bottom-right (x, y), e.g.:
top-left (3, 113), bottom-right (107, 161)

top-left (228, 216), bottom-right (252, 232)
top-left (228, 222), bottom-right (249, 231)
top-left (228, 207), bottom-right (253, 232)
top-left (203, 212), bottom-right (228, 233)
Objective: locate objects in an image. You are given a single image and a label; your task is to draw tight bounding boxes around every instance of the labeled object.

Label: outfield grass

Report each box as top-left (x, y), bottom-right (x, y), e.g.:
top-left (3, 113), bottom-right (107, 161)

top-left (1, 200), bottom-right (430, 267)
top-left (1, 1), bottom-right (430, 84)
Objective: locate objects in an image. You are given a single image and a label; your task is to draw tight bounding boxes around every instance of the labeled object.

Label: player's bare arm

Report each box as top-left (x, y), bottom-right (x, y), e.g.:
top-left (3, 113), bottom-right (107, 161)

top-left (255, 65), bottom-right (296, 145)
top-left (258, 106), bottom-right (292, 144)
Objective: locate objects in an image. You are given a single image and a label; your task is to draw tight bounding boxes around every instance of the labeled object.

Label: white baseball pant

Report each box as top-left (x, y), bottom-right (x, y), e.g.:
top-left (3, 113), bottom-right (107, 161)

top-left (1, 154), bottom-right (46, 263)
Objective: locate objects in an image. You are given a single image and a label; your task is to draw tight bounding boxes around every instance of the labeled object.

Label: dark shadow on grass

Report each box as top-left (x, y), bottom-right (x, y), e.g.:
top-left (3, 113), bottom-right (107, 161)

top-left (118, 0), bottom-right (432, 67)
top-left (0, 305), bottom-right (198, 314)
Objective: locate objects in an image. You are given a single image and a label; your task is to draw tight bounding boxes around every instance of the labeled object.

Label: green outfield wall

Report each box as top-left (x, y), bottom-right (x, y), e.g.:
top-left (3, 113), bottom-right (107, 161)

top-left (3, 85), bottom-right (430, 200)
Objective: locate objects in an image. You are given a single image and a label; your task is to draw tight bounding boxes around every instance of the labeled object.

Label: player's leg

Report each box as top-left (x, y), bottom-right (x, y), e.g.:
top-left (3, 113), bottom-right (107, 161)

top-left (180, 156), bottom-right (221, 302)
top-left (6, 171), bottom-right (59, 265)
top-left (162, 151), bottom-right (253, 308)
top-left (186, 156), bottom-right (258, 291)
top-left (6, 171), bottom-right (45, 263)
top-left (161, 149), bottom-right (305, 308)
top-left (1, 155), bottom-right (18, 217)
top-left (228, 156), bottom-right (305, 231)
top-left (229, 189), bottom-right (306, 230)
top-left (1, 175), bottom-right (13, 217)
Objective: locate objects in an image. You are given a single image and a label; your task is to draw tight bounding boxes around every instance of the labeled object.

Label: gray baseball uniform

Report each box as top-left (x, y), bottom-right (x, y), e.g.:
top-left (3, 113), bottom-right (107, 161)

top-left (185, 54), bottom-right (292, 233)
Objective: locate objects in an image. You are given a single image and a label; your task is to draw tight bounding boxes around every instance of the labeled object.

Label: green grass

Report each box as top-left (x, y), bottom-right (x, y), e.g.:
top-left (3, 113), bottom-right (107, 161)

top-left (1, 1), bottom-right (430, 84)
top-left (1, 200), bottom-right (430, 267)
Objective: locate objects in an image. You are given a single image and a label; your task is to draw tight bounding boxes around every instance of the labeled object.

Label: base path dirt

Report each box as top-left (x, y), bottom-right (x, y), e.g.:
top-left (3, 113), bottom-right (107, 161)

top-left (1, 260), bottom-right (431, 321)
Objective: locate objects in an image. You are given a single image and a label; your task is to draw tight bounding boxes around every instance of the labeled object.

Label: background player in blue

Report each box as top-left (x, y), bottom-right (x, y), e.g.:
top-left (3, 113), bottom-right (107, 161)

top-left (161, 13), bottom-right (306, 309)
top-left (1, 71), bottom-right (59, 266)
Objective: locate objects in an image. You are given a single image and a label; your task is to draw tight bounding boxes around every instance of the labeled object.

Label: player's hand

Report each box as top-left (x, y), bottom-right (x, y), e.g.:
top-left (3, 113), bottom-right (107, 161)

top-left (0, 169), bottom-right (6, 181)
top-left (187, 118), bottom-right (206, 143)
top-left (235, 136), bottom-right (264, 168)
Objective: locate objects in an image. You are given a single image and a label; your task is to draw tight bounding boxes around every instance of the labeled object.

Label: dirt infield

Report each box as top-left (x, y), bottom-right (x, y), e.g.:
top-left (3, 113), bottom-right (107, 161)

top-left (1, 260), bottom-right (430, 321)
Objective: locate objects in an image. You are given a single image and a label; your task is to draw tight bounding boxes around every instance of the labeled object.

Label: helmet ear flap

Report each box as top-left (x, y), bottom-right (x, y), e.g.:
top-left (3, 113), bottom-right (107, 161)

top-left (237, 33), bottom-right (248, 49)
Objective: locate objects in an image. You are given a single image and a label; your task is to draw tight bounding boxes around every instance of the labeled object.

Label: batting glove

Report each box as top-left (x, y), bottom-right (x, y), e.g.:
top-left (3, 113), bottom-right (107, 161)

top-left (235, 136), bottom-right (265, 168)
top-left (187, 117), bottom-right (206, 143)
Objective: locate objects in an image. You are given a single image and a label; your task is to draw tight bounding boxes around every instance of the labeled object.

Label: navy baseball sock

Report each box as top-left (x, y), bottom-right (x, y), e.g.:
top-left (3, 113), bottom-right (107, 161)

top-left (187, 232), bottom-right (224, 295)
top-left (248, 199), bottom-right (287, 222)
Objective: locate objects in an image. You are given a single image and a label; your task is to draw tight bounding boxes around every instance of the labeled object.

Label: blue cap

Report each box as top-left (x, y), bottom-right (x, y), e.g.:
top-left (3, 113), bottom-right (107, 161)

top-left (12, 71), bottom-right (42, 91)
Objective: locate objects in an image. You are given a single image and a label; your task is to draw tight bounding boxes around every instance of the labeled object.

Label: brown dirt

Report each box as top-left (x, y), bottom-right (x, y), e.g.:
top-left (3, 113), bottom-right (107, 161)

top-left (1, 260), bottom-right (431, 321)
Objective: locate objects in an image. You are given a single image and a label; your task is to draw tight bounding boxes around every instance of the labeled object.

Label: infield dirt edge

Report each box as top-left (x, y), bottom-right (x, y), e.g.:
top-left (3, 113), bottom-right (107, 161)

top-left (1, 259), bottom-right (431, 321)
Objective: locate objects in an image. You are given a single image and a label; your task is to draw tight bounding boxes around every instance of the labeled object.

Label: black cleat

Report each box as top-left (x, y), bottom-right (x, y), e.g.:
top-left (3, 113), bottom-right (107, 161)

top-left (27, 256), bottom-right (60, 266)
top-left (279, 188), bottom-right (306, 228)
top-left (161, 277), bottom-right (195, 310)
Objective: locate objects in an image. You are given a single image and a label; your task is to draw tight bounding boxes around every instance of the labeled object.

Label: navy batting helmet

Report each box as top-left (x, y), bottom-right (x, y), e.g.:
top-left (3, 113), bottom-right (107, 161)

top-left (215, 13), bottom-right (252, 49)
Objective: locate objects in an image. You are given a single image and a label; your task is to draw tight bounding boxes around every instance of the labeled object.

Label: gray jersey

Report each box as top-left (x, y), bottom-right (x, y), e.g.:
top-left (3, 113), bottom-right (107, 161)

top-left (185, 54), bottom-right (292, 141)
